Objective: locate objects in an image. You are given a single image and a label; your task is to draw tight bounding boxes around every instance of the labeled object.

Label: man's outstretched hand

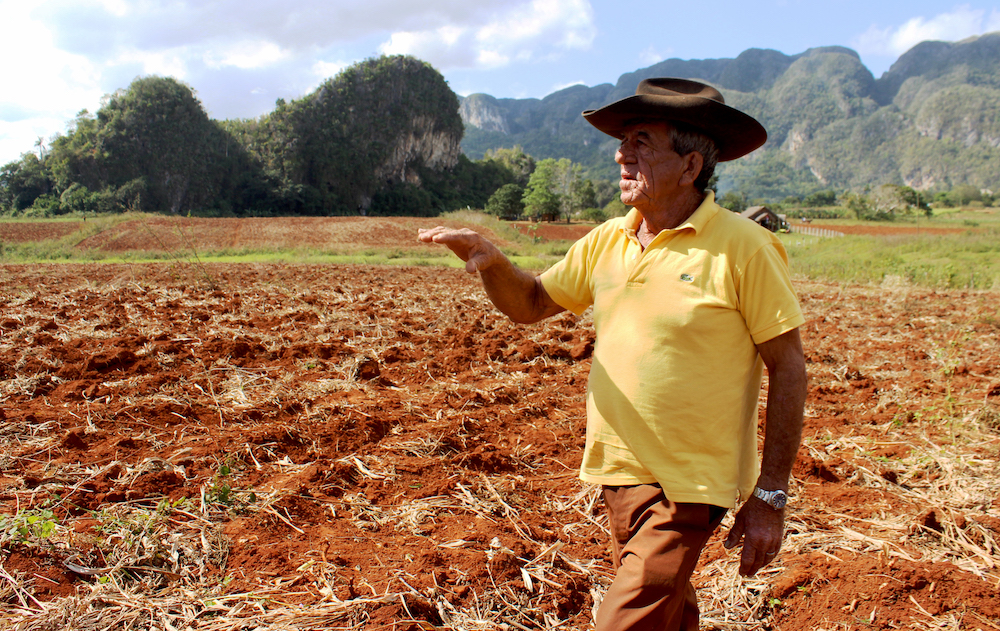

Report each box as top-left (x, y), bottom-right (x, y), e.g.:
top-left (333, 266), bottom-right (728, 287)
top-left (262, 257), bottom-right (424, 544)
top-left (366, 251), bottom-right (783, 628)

top-left (418, 227), bottom-right (504, 275)
top-left (417, 226), bottom-right (564, 324)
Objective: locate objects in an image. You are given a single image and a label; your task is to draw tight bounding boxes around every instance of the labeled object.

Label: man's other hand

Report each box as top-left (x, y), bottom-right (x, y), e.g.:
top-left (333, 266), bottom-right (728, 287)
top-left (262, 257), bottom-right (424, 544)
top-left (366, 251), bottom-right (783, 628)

top-left (418, 227), bottom-right (504, 274)
top-left (723, 497), bottom-right (785, 577)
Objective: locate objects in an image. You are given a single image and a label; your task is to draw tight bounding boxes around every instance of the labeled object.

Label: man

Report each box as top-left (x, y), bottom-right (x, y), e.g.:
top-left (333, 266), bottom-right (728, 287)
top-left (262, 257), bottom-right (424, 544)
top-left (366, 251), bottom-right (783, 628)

top-left (419, 78), bottom-right (807, 630)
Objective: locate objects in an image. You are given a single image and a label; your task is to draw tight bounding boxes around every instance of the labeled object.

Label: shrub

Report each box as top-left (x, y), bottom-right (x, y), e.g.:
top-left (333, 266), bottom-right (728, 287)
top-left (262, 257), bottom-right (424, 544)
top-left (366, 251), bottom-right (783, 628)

top-left (25, 194), bottom-right (60, 217)
top-left (603, 197), bottom-right (629, 218)
top-left (804, 190), bottom-right (838, 206)
top-left (579, 207), bottom-right (607, 223)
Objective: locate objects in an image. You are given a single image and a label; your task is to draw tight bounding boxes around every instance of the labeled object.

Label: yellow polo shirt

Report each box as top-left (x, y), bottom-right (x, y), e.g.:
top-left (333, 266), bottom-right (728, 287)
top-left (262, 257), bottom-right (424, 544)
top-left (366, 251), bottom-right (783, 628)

top-left (540, 193), bottom-right (804, 508)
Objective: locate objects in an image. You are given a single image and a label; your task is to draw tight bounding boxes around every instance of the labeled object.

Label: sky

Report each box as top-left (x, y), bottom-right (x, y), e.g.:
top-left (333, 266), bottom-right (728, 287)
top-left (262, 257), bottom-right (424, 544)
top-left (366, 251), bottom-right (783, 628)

top-left (2, 1), bottom-right (1000, 165)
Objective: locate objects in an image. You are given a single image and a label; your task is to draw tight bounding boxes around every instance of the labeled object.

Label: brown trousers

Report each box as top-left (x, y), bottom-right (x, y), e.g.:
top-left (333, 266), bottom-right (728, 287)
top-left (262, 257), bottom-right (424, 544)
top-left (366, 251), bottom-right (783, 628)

top-left (596, 485), bottom-right (727, 631)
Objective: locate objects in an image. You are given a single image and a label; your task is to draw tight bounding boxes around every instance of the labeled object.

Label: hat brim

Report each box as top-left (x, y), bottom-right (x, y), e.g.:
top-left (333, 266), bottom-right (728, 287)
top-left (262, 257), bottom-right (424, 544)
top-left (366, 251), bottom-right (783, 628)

top-left (583, 94), bottom-right (767, 162)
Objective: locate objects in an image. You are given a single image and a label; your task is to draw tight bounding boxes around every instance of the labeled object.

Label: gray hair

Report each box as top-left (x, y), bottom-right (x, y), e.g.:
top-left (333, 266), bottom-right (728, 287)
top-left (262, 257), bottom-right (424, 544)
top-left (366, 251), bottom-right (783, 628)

top-left (669, 124), bottom-right (719, 193)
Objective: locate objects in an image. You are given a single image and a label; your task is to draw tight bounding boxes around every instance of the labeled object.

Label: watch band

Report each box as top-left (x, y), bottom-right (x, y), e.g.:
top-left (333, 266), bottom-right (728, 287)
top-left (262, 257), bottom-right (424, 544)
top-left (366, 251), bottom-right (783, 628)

top-left (752, 486), bottom-right (788, 510)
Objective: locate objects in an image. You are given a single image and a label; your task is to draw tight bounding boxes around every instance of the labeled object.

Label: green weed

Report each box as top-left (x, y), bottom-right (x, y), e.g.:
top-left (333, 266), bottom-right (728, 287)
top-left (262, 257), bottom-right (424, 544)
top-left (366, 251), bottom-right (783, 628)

top-left (205, 463), bottom-right (233, 506)
top-left (0, 508), bottom-right (58, 544)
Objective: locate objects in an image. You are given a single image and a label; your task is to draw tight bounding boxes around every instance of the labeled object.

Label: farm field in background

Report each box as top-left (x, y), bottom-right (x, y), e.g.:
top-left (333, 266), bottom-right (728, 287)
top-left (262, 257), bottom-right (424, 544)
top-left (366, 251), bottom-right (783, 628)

top-left (2, 209), bottom-right (999, 290)
top-left (0, 216), bottom-right (998, 630)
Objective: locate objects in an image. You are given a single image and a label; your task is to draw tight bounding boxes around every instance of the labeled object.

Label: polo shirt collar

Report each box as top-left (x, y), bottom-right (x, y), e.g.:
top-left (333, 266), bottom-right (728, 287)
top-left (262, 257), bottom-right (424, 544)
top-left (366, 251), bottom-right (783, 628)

top-left (619, 190), bottom-right (720, 239)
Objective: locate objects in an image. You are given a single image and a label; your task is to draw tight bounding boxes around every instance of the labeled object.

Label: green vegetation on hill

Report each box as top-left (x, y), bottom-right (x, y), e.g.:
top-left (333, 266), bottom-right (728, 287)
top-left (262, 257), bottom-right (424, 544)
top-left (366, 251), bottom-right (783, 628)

top-left (460, 33), bottom-right (1000, 201)
top-left (1, 57), bottom-right (523, 218)
top-left (4, 77), bottom-right (257, 217)
top-left (5, 34), bottom-right (1000, 219)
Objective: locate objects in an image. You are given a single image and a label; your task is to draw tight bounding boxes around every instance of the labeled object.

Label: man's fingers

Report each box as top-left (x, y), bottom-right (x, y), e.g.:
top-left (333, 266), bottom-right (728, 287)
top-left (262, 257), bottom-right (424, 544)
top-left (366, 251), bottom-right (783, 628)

top-left (723, 519), bottom-right (743, 549)
top-left (417, 227), bottom-right (478, 260)
top-left (740, 543), bottom-right (757, 576)
top-left (740, 543), bottom-right (768, 577)
top-left (417, 226), bottom-right (448, 242)
top-left (425, 228), bottom-right (477, 251)
top-left (418, 227), bottom-right (499, 274)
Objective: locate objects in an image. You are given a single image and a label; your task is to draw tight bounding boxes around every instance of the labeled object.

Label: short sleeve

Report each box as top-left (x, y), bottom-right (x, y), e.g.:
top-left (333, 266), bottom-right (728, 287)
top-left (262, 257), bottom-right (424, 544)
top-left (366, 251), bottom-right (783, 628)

top-left (738, 239), bottom-right (805, 345)
top-left (539, 231), bottom-right (599, 315)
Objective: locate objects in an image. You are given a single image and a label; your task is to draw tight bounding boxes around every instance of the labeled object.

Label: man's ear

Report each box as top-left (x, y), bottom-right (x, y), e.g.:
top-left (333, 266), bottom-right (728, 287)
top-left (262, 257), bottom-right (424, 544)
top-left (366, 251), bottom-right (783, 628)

top-left (678, 151), bottom-right (704, 187)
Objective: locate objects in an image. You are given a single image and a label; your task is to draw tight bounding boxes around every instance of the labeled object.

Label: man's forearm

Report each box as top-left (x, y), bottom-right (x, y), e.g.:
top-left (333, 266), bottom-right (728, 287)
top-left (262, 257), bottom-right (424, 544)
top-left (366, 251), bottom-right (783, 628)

top-left (480, 259), bottom-right (563, 324)
top-left (758, 373), bottom-right (806, 490)
top-left (756, 329), bottom-right (807, 491)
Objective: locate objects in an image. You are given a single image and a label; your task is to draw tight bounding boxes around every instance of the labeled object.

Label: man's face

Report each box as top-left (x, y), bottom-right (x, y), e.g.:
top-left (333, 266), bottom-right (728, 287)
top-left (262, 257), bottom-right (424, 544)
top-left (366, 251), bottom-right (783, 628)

top-left (615, 121), bottom-right (689, 213)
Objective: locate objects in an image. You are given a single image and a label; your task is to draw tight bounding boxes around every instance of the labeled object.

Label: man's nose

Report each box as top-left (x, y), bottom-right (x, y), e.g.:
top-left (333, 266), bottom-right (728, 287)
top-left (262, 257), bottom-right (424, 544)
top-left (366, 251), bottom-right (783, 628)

top-left (615, 143), bottom-right (635, 164)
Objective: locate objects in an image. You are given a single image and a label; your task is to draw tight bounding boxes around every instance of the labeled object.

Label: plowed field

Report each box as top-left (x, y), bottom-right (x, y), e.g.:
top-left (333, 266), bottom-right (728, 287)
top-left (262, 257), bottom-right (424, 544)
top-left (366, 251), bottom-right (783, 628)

top-left (1, 217), bottom-right (998, 630)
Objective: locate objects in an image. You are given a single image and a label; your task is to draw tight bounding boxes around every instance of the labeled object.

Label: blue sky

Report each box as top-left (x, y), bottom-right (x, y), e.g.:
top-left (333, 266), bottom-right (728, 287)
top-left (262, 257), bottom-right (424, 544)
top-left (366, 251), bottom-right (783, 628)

top-left (2, 1), bottom-right (999, 165)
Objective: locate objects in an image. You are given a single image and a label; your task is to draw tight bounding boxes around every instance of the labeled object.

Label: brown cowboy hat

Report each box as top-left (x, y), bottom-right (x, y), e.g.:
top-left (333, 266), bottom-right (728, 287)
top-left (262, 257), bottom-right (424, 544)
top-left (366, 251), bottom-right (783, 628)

top-left (582, 77), bottom-right (767, 161)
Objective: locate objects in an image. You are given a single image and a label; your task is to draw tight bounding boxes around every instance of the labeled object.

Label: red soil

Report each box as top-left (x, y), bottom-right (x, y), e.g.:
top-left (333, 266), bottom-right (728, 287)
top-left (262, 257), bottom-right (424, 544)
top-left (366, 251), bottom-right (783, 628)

top-left (1, 218), bottom-right (998, 629)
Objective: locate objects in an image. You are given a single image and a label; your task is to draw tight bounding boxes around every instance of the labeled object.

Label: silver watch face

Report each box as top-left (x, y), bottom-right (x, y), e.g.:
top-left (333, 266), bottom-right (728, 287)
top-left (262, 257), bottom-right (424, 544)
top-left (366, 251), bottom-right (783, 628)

top-left (771, 490), bottom-right (788, 509)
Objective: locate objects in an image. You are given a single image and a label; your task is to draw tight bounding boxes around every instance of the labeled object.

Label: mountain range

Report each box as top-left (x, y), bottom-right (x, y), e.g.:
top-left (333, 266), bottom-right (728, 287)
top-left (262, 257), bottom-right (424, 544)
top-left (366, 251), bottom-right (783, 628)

top-left (459, 32), bottom-right (1000, 199)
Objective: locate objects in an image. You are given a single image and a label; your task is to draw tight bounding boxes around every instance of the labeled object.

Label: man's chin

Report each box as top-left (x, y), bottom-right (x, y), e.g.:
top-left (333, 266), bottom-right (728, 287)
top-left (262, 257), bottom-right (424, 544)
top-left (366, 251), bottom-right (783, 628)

top-left (620, 191), bottom-right (642, 206)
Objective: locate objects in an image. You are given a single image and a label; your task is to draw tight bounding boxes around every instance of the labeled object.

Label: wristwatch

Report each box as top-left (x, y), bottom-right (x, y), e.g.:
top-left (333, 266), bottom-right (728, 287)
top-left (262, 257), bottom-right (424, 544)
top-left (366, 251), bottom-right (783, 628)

top-left (752, 487), bottom-right (788, 510)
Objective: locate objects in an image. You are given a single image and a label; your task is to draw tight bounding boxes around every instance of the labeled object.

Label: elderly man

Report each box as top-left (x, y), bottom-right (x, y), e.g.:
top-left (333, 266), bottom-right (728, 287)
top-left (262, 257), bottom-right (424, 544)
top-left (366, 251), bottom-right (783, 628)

top-left (419, 78), bottom-right (807, 631)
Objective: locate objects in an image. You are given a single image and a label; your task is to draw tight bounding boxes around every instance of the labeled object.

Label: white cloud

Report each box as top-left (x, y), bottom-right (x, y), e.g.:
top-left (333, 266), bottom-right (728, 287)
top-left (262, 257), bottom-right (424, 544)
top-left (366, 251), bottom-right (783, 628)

top-left (380, 0), bottom-right (596, 70)
top-left (95, 0), bottom-right (128, 18)
top-left (987, 8), bottom-right (1000, 31)
top-left (0, 0), bottom-right (105, 163)
top-left (312, 60), bottom-right (351, 82)
top-left (39, 0), bottom-right (513, 58)
top-left (0, 0), bottom-right (598, 162)
top-left (476, 49), bottom-right (510, 68)
top-left (0, 117), bottom-right (69, 165)
top-left (0, 2), bottom-right (102, 114)
top-left (549, 80), bottom-right (586, 94)
top-left (639, 46), bottom-right (671, 66)
top-left (112, 48), bottom-right (189, 79)
top-left (205, 41), bottom-right (289, 70)
top-left (854, 4), bottom-right (1000, 57)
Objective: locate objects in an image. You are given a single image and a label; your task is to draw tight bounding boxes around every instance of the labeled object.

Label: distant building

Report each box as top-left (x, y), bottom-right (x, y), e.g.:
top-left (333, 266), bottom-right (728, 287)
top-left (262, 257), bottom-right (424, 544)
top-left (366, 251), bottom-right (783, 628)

top-left (740, 206), bottom-right (789, 232)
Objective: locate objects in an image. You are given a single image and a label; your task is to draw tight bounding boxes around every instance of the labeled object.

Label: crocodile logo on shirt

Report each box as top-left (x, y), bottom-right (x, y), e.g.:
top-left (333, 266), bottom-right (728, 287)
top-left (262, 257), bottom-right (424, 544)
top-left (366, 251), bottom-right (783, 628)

top-left (680, 274), bottom-right (694, 283)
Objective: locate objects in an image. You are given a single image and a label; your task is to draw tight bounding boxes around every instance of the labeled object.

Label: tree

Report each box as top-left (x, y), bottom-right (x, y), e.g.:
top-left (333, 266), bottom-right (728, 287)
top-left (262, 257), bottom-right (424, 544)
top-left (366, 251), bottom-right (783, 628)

top-left (804, 189), bottom-right (837, 206)
top-left (535, 157), bottom-right (599, 221)
top-left (592, 179), bottom-right (620, 207)
top-left (484, 146), bottom-right (535, 186)
top-left (485, 183), bottom-right (525, 219)
top-left (579, 206), bottom-right (608, 223)
top-left (574, 179), bottom-right (599, 213)
top-left (0, 154), bottom-right (52, 212)
top-left (718, 190), bottom-right (748, 213)
top-left (844, 192), bottom-right (873, 220)
top-left (522, 159), bottom-right (561, 221)
top-left (603, 196), bottom-right (629, 217)
top-left (860, 184), bottom-right (931, 219)
top-left (552, 158), bottom-right (583, 221)
top-left (946, 184), bottom-right (982, 207)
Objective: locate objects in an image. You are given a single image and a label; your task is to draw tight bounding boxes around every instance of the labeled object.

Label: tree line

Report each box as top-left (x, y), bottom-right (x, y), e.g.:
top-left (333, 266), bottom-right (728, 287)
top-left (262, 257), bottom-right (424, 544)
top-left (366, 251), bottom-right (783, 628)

top-left (0, 57), bottom-right (521, 218)
top-left (716, 182), bottom-right (995, 221)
